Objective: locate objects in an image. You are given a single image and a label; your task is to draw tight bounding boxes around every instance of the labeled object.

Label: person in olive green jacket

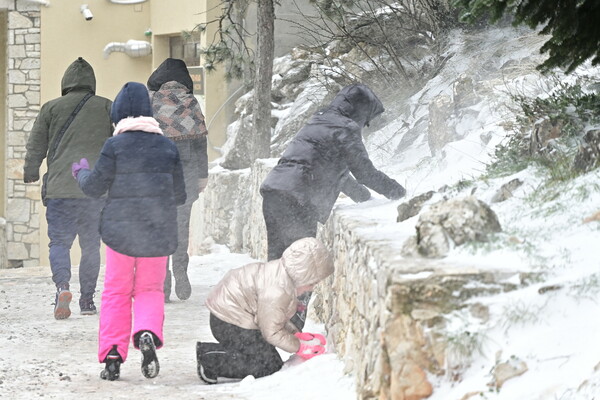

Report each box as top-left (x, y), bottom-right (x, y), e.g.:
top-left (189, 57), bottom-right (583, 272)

top-left (23, 57), bottom-right (112, 320)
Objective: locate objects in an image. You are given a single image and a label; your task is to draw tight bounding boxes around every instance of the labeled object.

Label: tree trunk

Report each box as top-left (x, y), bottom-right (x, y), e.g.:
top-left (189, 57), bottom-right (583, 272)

top-left (252, 0), bottom-right (275, 160)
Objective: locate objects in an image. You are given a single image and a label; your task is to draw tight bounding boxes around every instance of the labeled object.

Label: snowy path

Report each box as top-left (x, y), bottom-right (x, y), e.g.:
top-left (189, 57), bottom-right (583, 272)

top-left (0, 247), bottom-right (355, 400)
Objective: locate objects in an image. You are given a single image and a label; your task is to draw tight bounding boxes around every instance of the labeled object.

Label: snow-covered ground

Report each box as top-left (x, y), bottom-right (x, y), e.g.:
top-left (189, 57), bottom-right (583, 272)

top-left (0, 247), bottom-right (355, 399)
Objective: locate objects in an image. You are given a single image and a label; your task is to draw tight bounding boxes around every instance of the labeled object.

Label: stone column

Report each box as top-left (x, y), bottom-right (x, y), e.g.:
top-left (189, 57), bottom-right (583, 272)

top-left (2, 3), bottom-right (41, 268)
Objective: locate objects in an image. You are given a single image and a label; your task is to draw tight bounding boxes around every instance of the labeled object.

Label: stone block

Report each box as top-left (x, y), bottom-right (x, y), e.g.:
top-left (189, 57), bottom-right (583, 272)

top-left (9, 12), bottom-right (33, 29)
top-left (7, 198), bottom-right (30, 222)
top-left (7, 241), bottom-right (28, 260)
top-left (8, 93), bottom-right (27, 108)
top-left (24, 33), bottom-right (40, 44)
top-left (6, 158), bottom-right (24, 178)
top-left (8, 44), bottom-right (26, 58)
top-left (20, 57), bottom-right (40, 70)
top-left (9, 70), bottom-right (26, 84)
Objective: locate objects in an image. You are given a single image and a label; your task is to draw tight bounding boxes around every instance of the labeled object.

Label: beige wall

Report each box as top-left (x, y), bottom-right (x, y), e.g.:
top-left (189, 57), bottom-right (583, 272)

top-left (41, 2), bottom-right (152, 101)
top-left (149, 0), bottom-right (201, 37)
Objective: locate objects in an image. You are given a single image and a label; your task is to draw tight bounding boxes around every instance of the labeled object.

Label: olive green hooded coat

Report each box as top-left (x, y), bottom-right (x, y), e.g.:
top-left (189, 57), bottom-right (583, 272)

top-left (205, 237), bottom-right (334, 353)
top-left (24, 57), bottom-right (112, 200)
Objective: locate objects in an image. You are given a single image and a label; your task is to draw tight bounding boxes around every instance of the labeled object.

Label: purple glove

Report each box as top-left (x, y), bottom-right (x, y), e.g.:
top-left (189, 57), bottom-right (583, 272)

top-left (71, 158), bottom-right (89, 179)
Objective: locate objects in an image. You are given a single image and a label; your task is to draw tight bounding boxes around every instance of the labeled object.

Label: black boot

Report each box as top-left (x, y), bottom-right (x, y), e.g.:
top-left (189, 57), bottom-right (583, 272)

top-left (79, 294), bottom-right (97, 315)
top-left (173, 265), bottom-right (191, 300)
top-left (196, 342), bottom-right (218, 384)
top-left (100, 346), bottom-right (122, 381)
top-left (136, 331), bottom-right (160, 379)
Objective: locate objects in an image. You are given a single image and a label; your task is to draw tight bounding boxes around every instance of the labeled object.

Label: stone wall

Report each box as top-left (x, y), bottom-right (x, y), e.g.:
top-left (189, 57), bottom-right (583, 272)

top-left (2, 1), bottom-right (42, 268)
top-left (197, 161), bottom-right (522, 399)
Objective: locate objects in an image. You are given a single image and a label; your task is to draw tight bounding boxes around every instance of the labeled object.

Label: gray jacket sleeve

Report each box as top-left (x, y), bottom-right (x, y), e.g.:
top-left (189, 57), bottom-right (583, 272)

top-left (340, 172), bottom-right (371, 202)
top-left (339, 125), bottom-right (406, 199)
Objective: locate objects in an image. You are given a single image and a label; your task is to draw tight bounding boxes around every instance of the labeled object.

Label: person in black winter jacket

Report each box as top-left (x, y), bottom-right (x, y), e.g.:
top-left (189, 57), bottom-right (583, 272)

top-left (260, 83), bottom-right (406, 330)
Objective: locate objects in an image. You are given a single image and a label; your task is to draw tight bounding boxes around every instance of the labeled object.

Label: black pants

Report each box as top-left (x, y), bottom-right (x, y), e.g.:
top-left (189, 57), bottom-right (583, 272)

top-left (261, 191), bottom-right (319, 261)
top-left (198, 314), bottom-right (283, 379)
top-left (170, 139), bottom-right (203, 272)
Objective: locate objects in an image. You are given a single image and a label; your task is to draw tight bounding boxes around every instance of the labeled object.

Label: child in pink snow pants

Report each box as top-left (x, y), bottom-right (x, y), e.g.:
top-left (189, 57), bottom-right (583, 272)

top-left (73, 81), bottom-right (186, 381)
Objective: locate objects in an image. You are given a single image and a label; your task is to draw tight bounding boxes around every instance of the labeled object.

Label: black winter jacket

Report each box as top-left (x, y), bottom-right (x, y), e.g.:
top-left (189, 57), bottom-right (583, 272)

top-left (78, 131), bottom-right (186, 257)
top-left (260, 84), bottom-right (405, 223)
top-left (77, 82), bottom-right (186, 257)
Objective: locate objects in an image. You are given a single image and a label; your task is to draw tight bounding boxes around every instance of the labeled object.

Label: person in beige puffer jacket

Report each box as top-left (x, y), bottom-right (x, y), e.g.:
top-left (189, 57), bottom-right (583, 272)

top-left (196, 237), bottom-right (334, 383)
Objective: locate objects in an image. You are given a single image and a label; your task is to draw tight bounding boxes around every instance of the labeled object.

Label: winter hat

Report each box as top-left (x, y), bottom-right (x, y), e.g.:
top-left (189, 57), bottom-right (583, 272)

top-left (111, 82), bottom-right (153, 124)
top-left (147, 58), bottom-right (194, 93)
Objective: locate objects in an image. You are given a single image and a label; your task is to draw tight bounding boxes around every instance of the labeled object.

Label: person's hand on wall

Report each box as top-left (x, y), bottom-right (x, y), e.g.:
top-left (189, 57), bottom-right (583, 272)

top-left (71, 158), bottom-right (89, 179)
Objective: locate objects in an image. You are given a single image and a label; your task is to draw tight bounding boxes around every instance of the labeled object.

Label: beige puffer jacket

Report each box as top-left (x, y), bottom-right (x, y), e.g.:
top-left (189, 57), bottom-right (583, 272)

top-left (205, 237), bottom-right (334, 353)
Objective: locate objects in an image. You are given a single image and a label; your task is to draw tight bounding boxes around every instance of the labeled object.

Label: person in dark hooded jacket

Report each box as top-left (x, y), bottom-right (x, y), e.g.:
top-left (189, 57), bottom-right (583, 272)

top-left (23, 57), bottom-right (112, 320)
top-left (260, 83), bottom-right (405, 330)
top-left (147, 58), bottom-right (209, 302)
top-left (72, 82), bottom-right (186, 381)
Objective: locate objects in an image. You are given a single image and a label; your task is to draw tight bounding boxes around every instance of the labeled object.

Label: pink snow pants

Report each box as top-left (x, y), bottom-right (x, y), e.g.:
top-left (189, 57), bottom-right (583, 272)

top-left (98, 246), bottom-right (167, 363)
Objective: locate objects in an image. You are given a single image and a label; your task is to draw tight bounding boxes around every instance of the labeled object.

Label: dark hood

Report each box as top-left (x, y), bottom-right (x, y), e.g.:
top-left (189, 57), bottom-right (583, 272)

top-left (110, 82), bottom-right (153, 124)
top-left (61, 57), bottom-right (96, 96)
top-left (147, 58), bottom-right (193, 93)
top-left (328, 84), bottom-right (384, 127)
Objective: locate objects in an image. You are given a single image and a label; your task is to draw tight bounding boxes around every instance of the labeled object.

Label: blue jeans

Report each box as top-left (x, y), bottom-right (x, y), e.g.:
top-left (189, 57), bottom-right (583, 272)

top-left (46, 198), bottom-right (104, 298)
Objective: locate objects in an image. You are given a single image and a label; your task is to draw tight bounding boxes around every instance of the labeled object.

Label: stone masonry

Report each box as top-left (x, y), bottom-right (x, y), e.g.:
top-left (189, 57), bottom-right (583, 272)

top-left (2, 1), bottom-right (42, 268)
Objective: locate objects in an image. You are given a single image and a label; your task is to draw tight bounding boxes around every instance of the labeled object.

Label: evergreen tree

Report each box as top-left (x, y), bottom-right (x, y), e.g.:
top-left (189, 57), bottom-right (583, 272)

top-left (453, 0), bottom-right (600, 73)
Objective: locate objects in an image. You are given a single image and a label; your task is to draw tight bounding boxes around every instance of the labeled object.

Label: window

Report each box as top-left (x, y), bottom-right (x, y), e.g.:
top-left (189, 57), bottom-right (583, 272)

top-left (169, 34), bottom-right (200, 67)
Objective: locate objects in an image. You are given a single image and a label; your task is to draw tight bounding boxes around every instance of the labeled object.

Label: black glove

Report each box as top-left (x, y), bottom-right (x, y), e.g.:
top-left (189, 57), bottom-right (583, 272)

top-left (387, 183), bottom-right (406, 200)
top-left (24, 172), bottom-right (39, 183)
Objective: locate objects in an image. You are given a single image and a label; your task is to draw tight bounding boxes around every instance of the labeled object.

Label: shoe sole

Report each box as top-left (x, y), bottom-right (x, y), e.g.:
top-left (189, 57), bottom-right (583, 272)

top-left (140, 334), bottom-right (160, 379)
top-left (80, 309), bottom-right (97, 316)
top-left (54, 291), bottom-right (72, 320)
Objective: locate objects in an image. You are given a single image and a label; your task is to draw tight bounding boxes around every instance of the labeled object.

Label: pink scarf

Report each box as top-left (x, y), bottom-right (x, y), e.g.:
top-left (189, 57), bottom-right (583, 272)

top-left (113, 116), bottom-right (164, 136)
